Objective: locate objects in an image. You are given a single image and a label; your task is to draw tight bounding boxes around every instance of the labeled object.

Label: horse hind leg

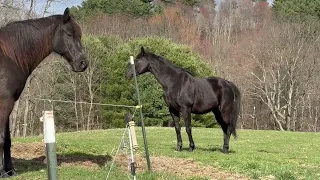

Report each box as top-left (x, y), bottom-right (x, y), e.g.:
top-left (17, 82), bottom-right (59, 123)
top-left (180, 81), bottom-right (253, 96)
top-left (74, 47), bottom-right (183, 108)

top-left (213, 110), bottom-right (230, 154)
top-left (222, 113), bottom-right (233, 154)
top-left (222, 126), bottom-right (231, 154)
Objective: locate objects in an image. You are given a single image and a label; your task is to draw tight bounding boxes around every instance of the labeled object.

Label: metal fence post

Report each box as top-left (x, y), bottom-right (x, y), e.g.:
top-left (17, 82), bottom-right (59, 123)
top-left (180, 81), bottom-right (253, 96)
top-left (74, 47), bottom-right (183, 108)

top-left (130, 56), bottom-right (151, 171)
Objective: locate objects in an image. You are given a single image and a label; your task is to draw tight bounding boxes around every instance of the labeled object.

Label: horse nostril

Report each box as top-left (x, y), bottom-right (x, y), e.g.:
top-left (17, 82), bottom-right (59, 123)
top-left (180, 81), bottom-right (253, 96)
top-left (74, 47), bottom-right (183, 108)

top-left (80, 60), bottom-right (87, 68)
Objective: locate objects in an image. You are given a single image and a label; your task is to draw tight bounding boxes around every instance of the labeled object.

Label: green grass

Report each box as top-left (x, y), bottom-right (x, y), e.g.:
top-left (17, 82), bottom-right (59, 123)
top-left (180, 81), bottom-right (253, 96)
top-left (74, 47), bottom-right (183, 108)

top-left (11, 127), bottom-right (320, 180)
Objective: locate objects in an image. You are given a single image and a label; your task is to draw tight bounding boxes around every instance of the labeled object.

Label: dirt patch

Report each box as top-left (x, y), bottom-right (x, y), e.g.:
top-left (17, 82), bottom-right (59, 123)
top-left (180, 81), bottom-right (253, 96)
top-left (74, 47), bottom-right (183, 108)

top-left (12, 142), bottom-right (248, 179)
top-left (57, 153), bottom-right (110, 170)
top-left (11, 142), bottom-right (110, 169)
top-left (115, 153), bottom-right (249, 180)
top-left (59, 160), bottom-right (100, 170)
top-left (12, 142), bottom-right (44, 160)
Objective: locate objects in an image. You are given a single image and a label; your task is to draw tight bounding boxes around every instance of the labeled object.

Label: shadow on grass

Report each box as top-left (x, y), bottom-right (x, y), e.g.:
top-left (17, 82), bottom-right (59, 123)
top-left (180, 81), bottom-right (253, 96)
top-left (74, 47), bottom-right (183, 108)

top-left (170, 145), bottom-right (236, 154)
top-left (196, 146), bottom-right (236, 154)
top-left (12, 156), bottom-right (45, 174)
top-left (257, 149), bottom-right (279, 154)
top-left (12, 152), bottom-right (112, 174)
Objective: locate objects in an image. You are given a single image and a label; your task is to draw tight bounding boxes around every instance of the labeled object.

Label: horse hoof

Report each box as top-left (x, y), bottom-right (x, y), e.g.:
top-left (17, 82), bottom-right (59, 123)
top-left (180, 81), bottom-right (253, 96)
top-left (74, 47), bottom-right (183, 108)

top-left (188, 146), bottom-right (195, 152)
top-left (222, 149), bottom-right (229, 154)
top-left (0, 171), bottom-right (10, 178)
top-left (0, 169), bottom-right (18, 178)
top-left (176, 146), bottom-right (182, 151)
top-left (9, 169), bottom-right (18, 176)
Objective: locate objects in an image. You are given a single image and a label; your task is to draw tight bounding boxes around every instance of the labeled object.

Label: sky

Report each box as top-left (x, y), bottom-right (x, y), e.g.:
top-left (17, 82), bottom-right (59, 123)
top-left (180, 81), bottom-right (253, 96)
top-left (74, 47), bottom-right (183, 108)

top-left (45, 0), bottom-right (79, 14)
top-left (49, 0), bottom-right (275, 15)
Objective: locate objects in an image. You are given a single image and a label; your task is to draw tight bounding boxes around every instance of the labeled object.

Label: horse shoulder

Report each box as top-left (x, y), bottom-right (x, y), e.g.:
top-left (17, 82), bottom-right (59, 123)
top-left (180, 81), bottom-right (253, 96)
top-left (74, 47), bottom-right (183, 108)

top-left (175, 75), bottom-right (196, 105)
top-left (0, 54), bottom-right (28, 100)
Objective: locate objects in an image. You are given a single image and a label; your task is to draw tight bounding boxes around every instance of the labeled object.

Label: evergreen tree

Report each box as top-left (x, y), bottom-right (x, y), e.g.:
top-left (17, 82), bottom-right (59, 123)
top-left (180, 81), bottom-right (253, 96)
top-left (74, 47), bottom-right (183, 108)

top-left (272, 0), bottom-right (320, 21)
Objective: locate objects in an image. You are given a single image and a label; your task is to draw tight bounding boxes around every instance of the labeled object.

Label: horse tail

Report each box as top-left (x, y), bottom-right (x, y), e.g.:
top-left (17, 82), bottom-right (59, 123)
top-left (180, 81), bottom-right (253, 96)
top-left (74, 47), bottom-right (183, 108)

top-left (228, 82), bottom-right (241, 139)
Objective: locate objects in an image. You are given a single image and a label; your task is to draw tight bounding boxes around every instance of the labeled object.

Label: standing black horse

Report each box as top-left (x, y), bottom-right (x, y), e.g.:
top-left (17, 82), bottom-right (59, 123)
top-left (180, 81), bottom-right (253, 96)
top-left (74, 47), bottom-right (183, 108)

top-left (126, 47), bottom-right (241, 153)
top-left (0, 8), bottom-right (87, 177)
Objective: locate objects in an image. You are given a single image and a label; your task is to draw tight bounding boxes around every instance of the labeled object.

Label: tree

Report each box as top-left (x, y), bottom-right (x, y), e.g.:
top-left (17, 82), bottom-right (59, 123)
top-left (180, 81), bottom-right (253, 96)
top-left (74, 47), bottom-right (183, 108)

top-left (272, 0), bottom-right (320, 21)
top-left (239, 22), bottom-right (320, 131)
top-left (70, 0), bottom-right (155, 20)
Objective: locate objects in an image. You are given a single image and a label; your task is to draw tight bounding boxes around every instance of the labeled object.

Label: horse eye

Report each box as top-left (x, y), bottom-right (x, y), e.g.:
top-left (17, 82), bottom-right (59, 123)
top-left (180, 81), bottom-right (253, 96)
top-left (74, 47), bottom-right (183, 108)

top-left (66, 33), bottom-right (73, 37)
top-left (64, 29), bottom-right (73, 37)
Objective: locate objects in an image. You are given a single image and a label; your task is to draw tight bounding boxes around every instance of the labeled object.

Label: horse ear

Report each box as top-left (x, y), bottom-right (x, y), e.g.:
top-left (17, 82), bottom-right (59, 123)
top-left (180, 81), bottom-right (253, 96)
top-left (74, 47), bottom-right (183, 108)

top-left (141, 46), bottom-right (145, 54)
top-left (63, 8), bottom-right (71, 23)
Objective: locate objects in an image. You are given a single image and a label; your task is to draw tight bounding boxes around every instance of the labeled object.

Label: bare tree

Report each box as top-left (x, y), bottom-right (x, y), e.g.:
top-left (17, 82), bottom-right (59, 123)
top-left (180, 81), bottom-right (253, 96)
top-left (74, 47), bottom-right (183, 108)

top-left (246, 22), bottom-right (320, 131)
top-left (82, 55), bottom-right (103, 130)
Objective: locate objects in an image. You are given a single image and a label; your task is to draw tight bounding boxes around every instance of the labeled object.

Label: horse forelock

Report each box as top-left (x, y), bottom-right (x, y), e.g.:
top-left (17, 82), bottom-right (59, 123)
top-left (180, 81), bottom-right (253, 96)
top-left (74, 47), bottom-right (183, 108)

top-left (72, 18), bottom-right (82, 38)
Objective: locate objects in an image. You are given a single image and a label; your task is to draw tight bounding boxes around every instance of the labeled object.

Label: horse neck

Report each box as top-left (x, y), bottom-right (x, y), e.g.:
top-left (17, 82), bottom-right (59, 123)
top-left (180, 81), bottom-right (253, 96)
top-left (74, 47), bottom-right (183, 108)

top-left (149, 56), bottom-right (183, 90)
top-left (0, 16), bottom-right (59, 75)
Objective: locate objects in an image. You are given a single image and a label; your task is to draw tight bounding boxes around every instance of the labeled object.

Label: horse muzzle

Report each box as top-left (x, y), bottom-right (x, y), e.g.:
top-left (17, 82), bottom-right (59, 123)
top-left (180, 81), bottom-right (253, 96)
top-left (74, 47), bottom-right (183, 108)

top-left (72, 58), bottom-right (88, 72)
top-left (125, 72), bottom-right (133, 80)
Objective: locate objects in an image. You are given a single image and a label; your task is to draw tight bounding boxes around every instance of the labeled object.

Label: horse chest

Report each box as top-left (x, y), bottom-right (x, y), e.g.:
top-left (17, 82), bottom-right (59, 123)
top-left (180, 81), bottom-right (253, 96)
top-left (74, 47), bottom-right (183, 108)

top-left (163, 91), bottom-right (180, 109)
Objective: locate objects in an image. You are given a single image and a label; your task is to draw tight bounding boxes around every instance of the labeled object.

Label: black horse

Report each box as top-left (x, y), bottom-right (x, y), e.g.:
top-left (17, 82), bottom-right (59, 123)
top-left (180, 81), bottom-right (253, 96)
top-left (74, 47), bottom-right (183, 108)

top-left (0, 8), bottom-right (87, 177)
top-left (126, 47), bottom-right (241, 153)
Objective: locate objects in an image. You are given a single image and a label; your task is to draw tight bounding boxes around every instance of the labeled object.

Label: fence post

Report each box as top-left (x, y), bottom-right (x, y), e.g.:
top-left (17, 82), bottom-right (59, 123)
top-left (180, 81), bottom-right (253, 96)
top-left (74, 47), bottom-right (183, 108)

top-left (41, 111), bottom-right (58, 180)
top-left (130, 56), bottom-right (151, 171)
top-left (125, 113), bottom-right (137, 180)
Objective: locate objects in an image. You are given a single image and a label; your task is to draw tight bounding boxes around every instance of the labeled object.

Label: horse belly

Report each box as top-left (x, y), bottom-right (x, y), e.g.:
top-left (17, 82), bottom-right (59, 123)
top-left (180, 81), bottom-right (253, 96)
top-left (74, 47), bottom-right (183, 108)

top-left (191, 80), bottom-right (219, 114)
top-left (191, 96), bottom-right (218, 114)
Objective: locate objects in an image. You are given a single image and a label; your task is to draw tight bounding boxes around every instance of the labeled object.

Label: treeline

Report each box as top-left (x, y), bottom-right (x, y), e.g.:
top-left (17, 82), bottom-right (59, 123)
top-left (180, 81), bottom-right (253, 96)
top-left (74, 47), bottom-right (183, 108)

top-left (2, 0), bottom-right (320, 137)
top-left (11, 36), bottom-right (215, 136)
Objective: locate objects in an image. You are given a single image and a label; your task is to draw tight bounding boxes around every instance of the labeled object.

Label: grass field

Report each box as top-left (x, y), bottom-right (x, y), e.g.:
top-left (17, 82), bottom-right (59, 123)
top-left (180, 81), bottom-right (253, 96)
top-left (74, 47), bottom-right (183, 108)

top-left (10, 127), bottom-right (320, 180)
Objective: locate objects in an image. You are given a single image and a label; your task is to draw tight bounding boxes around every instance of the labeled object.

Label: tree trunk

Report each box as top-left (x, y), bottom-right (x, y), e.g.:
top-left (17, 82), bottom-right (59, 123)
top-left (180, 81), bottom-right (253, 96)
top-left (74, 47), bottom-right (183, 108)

top-left (23, 81), bottom-right (30, 137)
top-left (11, 98), bottom-right (20, 137)
top-left (79, 95), bottom-right (85, 130)
top-left (27, 0), bottom-right (34, 17)
top-left (30, 110), bottom-right (34, 136)
top-left (86, 94), bottom-right (93, 131)
top-left (23, 98), bottom-right (29, 137)
top-left (315, 107), bottom-right (318, 132)
top-left (73, 75), bottom-right (79, 131)
top-left (286, 84), bottom-right (293, 131)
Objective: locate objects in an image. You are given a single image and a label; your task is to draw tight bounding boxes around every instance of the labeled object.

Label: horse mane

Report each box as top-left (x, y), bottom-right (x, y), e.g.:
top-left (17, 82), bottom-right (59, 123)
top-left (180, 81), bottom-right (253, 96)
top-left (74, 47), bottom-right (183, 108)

top-left (148, 52), bottom-right (194, 76)
top-left (0, 15), bottom-right (81, 73)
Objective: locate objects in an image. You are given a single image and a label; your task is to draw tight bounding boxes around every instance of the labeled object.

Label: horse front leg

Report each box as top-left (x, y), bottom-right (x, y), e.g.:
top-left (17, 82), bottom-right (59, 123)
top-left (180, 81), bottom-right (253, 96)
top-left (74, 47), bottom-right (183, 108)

top-left (170, 109), bottom-right (182, 151)
top-left (182, 106), bottom-right (195, 152)
top-left (4, 120), bottom-right (17, 176)
top-left (0, 127), bottom-right (5, 178)
top-left (0, 98), bottom-right (14, 177)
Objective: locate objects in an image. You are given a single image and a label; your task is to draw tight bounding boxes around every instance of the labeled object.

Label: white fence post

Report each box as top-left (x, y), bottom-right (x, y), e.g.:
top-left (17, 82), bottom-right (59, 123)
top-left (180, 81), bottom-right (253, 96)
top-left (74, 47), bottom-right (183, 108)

top-left (41, 111), bottom-right (58, 180)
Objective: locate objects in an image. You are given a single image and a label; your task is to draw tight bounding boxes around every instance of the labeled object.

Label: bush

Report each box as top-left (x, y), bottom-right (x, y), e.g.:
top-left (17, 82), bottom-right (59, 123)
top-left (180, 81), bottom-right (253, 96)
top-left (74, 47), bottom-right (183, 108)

top-left (100, 36), bottom-right (217, 128)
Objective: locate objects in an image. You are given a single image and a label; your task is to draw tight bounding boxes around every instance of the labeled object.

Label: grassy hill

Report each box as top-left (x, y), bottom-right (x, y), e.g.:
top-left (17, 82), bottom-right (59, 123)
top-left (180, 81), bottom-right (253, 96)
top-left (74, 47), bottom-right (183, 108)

top-left (10, 127), bottom-right (320, 180)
